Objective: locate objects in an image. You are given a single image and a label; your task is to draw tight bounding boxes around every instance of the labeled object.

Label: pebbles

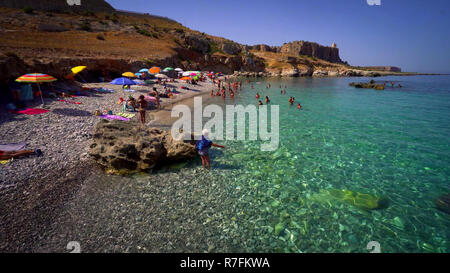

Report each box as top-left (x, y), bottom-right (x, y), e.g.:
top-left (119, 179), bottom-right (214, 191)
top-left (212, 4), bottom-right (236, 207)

top-left (0, 80), bottom-right (217, 252)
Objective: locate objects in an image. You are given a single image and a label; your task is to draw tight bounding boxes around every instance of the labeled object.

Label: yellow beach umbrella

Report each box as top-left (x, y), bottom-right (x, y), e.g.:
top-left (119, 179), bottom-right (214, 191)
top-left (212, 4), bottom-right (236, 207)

top-left (71, 66), bottom-right (87, 75)
top-left (122, 72), bottom-right (137, 78)
top-left (16, 73), bottom-right (57, 105)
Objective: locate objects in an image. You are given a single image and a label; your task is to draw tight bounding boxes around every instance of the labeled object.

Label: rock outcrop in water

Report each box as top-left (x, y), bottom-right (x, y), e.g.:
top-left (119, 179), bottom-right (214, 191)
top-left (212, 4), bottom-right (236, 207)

top-left (89, 120), bottom-right (197, 173)
top-left (310, 189), bottom-right (389, 211)
top-left (349, 81), bottom-right (385, 90)
top-left (435, 194), bottom-right (450, 214)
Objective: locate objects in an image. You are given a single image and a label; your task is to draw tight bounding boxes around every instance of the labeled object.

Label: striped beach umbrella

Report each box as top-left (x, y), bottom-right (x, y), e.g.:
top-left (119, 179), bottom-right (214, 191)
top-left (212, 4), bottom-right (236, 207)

top-left (16, 73), bottom-right (57, 105)
top-left (16, 73), bottom-right (57, 83)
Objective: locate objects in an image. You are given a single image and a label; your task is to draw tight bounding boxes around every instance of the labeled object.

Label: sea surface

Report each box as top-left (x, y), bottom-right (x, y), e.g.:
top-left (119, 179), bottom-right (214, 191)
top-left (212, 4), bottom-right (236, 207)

top-left (39, 76), bottom-right (450, 253)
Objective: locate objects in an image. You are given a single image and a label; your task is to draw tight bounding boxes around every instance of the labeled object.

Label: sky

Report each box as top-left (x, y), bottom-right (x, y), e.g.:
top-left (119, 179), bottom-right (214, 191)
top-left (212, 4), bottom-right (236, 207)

top-left (106, 0), bottom-right (450, 73)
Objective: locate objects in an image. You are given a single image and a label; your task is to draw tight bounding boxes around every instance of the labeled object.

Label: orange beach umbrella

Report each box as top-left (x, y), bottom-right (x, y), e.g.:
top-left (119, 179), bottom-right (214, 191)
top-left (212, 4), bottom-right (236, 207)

top-left (149, 67), bottom-right (160, 74)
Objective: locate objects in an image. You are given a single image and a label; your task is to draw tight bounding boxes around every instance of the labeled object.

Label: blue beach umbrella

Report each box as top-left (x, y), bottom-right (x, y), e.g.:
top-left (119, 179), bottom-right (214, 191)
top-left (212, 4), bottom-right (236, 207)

top-left (139, 68), bottom-right (149, 73)
top-left (110, 77), bottom-right (137, 86)
top-left (135, 72), bottom-right (142, 77)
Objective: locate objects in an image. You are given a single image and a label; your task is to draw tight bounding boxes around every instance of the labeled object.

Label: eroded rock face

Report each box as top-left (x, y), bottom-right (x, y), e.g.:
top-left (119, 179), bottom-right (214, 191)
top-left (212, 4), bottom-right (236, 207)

top-left (0, 0), bottom-right (115, 12)
top-left (280, 41), bottom-right (342, 63)
top-left (89, 120), bottom-right (197, 173)
top-left (183, 34), bottom-right (211, 54)
top-left (221, 42), bottom-right (242, 55)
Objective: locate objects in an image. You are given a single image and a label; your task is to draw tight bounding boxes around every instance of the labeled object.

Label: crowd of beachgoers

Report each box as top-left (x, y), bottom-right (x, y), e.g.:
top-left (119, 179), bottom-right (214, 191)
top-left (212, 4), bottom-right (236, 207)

top-left (0, 70), bottom-right (230, 191)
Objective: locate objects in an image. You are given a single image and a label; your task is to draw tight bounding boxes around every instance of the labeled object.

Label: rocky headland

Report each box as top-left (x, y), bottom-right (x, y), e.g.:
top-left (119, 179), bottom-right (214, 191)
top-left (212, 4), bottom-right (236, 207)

top-left (0, 0), bottom-right (414, 85)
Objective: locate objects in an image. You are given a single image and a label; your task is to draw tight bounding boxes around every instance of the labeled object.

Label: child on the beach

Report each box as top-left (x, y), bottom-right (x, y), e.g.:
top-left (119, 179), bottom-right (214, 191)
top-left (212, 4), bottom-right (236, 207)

top-left (196, 129), bottom-right (225, 169)
top-left (137, 95), bottom-right (148, 124)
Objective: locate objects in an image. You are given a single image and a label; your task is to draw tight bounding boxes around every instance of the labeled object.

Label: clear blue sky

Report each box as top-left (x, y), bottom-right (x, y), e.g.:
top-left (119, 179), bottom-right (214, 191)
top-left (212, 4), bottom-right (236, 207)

top-left (106, 0), bottom-right (450, 73)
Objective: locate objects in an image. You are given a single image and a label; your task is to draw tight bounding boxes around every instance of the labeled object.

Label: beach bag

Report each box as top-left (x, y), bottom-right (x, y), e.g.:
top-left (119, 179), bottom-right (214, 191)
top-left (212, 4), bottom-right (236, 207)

top-left (196, 136), bottom-right (212, 151)
top-left (94, 110), bottom-right (101, 116)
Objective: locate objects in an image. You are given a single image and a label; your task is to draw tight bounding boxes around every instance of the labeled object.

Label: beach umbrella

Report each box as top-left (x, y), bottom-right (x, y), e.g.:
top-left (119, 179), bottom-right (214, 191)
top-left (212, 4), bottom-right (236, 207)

top-left (122, 72), bottom-right (137, 78)
top-left (175, 68), bottom-right (183, 72)
top-left (182, 72), bottom-right (191, 77)
top-left (155, 74), bottom-right (169, 79)
top-left (110, 77), bottom-right (137, 86)
top-left (163, 67), bottom-right (174, 71)
top-left (190, 73), bottom-right (198, 76)
top-left (16, 73), bottom-right (57, 106)
top-left (180, 76), bottom-right (192, 81)
top-left (71, 66), bottom-right (87, 75)
top-left (135, 72), bottom-right (142, 77)
top-left (139, 68), bottom-right (149, 73)
top-left (149, 67), bottom-right (161, 74)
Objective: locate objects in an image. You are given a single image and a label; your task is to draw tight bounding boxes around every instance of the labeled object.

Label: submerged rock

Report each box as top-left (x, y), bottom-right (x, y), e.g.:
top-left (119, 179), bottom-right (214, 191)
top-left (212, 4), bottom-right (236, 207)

top-left (349, 82), bottom-right (385, 90)
top-left (89, 120), bottom-right (197, 174)
top-left (310, 189), bottom-right (389, 211)
top-left (435, 194), bottom-right (450, 214)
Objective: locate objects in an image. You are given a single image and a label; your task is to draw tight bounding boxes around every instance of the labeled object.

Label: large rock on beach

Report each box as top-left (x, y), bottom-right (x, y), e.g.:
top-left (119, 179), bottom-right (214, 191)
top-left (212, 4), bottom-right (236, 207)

top-left (89, 120), bottom-right (197, 173)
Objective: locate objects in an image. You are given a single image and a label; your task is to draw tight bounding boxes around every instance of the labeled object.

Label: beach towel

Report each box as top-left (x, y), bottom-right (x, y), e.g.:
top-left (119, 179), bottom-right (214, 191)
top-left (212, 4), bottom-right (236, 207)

top-left (0, 142), bottom-right (27, 152)
top-left (15, 108), bottom-right (49, 115)
top-left (0, 160), bottom-right (12, 165)
top-left (93, 88), bottom-right (114, 93)
top-left (99, 115), bottom-right (131, 121)
top-left (123, 89), bottom-right (136, 93)
top-left (116, 112), bottom-right (136, 119)
top-left (144, 96), bottom-right (157, 103)
top-left (58, 100), bottom-right (82, 105)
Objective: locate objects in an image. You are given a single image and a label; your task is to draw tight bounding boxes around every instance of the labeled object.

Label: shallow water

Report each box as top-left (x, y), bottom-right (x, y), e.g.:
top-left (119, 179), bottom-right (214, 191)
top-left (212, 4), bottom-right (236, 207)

top-left (40, 76), bottom-right (450, 253)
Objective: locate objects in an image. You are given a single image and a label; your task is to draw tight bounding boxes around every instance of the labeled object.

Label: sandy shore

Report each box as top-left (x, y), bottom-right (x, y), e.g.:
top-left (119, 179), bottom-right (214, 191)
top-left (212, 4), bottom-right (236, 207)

top-left (0, 77), bottom-right (218, 252)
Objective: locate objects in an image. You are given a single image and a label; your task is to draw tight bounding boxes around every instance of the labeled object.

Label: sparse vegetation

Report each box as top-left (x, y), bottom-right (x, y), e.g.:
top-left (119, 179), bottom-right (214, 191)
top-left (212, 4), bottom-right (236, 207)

top-left (105, 13), bottom-right (119, 23)
top-left (209, 43), bottom-right (223, 54)
top-left (23, 7), bottom-right (34, 14)
top-left (3, 52), bottom-right (18, 58)
top-left (134, 25), bottom-right (158, 38)
top-left (80, 21), bottom-right (91, 32)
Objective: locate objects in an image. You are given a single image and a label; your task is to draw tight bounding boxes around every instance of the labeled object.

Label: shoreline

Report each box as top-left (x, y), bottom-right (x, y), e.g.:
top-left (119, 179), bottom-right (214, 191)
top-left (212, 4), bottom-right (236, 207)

top-left (0, 77), bottom-right (217, 251)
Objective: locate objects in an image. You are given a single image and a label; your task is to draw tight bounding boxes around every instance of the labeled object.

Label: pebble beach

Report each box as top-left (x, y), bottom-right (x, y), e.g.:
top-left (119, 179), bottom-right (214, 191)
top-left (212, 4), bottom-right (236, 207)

top-left (0, 78), bottom-right (218, 251)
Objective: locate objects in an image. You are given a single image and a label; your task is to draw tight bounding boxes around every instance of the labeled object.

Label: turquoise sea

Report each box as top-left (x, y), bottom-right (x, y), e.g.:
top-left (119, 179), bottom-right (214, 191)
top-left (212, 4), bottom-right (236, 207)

top-left (40, 75), bottom-right (450, 253)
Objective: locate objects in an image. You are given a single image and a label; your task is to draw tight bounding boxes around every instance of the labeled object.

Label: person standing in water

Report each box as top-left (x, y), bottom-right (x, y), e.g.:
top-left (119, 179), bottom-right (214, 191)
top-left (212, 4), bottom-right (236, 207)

top-left (256, 93), bottom-right (260, 99)
top-left (196, 129), bottom-right (226, 169)
top-left (265, 96), bottom-right (270, 104)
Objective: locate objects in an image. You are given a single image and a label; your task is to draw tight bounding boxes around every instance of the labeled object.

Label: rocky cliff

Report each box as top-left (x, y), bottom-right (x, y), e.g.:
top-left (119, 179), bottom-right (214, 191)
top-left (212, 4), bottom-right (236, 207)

top-left (280, 41), bottom-right (342, 63)
top-left (0, 7), bottom-right (405, 83)
top-left (250, 41), bottom-right (342, 64)
top-left (0, 0), bottom-right (115, 12)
